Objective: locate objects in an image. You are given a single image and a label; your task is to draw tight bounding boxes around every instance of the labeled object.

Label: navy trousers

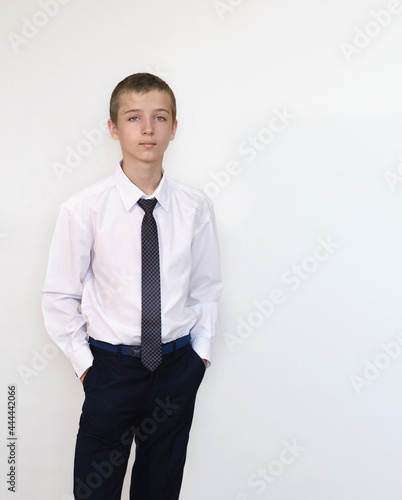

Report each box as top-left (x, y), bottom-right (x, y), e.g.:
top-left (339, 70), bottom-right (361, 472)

top-left (73, 341), bottom-right (206, 500)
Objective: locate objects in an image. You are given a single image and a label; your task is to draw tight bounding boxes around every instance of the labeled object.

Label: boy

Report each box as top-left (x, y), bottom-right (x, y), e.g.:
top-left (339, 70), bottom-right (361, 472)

top-left (42, 73), bottom-right (222, 499)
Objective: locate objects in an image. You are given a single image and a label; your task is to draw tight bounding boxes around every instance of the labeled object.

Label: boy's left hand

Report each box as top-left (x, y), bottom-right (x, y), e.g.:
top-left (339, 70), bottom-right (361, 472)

top-left (202, 359), bottom-right (208, 370)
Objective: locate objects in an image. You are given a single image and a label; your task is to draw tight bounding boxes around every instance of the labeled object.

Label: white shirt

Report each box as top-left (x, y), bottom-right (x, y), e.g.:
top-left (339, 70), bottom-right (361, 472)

top-left (42, 164), bottom-right (222, 378)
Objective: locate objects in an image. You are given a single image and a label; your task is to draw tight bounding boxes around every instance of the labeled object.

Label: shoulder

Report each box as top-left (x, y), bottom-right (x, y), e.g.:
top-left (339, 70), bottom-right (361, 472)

top-left (166, 176), bottom-right (214, 213)
top-left (165, 176), bottom-right (216, 233)
top-left (61, 174), bottom-right (115, 213)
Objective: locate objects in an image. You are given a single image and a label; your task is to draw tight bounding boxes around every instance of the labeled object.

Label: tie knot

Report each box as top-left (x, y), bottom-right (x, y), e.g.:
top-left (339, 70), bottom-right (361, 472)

top-left (138, 198), bottom-right (157, 214)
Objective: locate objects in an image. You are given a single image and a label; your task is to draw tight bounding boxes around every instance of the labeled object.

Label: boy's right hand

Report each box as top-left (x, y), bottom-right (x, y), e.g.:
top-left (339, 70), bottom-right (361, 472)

top-left (80, 367), bottom-right (90, 383)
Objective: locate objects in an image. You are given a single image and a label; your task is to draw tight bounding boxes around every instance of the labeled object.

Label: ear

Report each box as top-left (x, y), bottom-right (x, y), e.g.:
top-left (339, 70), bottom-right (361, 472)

top-left (170, 120), bottom-right (178, 141)
top-left (108, 119), bottom-right (119, 140)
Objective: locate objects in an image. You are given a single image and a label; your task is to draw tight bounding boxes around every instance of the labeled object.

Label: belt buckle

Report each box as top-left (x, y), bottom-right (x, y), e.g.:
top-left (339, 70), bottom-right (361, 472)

top-left (128, 346), bottom-right (141, 358)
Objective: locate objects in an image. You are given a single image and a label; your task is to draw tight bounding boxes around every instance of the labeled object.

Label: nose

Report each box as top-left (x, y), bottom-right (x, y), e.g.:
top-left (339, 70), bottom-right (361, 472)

top-left (142, 117), bottom-right (154, 135)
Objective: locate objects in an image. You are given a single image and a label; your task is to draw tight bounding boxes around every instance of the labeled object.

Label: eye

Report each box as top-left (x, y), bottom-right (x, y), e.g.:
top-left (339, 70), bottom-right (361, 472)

top-left (155, 115), bottom-right (167, 121)
top-left (129, 116), bottom-right (139, 122)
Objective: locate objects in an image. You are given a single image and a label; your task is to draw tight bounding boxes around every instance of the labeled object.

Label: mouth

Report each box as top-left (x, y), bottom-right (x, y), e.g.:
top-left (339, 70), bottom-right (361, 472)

top-left (140, 142), bottom-right (157, 148)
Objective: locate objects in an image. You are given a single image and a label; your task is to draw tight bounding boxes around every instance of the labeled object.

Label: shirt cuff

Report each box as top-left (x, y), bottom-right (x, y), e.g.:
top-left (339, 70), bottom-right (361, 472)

top-left (190, 335), bottom-right (212, 368)
top-left (70, 342), bottom-right (94, 379)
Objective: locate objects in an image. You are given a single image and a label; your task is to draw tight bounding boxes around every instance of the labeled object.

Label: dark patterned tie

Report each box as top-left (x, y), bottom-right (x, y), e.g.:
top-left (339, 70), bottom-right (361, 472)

top-left (137, 198), bottom-right (162, 371)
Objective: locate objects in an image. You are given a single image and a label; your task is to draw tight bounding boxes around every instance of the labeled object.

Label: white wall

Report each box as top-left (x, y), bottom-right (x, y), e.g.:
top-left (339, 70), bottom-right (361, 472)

top-left (2, 0), bottom-right (402, 498)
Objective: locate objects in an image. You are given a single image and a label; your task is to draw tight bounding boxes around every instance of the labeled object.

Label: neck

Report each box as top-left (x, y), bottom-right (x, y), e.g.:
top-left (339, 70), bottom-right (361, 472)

top-left (122, 160), bottom-right (162, 195)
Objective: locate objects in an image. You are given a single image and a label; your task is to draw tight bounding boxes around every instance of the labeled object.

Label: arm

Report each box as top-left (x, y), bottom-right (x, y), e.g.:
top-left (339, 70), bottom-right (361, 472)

top-left (42, 205), bottom-right (94, 379)
top-left (187, 199), bottom-right (222, 367)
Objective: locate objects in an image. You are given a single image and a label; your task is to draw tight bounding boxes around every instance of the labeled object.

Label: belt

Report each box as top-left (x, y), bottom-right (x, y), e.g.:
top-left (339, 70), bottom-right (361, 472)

top-left (88, 334), bottom-right (191, 358)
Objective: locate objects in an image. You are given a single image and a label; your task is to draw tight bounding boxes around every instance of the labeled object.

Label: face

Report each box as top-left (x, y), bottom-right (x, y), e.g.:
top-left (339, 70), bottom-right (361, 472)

top-left (108, 90), bottom-right (177, 170)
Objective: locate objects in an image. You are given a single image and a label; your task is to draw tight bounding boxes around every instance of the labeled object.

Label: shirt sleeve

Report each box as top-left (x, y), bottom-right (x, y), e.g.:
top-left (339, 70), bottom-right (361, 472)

top-left (41, 204), bottom-right (94, 378)
top-left (187, 198), bottom-right (222, 366)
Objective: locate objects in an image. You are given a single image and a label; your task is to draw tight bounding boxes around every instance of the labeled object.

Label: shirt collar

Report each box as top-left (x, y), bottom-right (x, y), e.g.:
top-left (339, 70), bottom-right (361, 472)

top-left (113, 161), bottom-right (170, 213)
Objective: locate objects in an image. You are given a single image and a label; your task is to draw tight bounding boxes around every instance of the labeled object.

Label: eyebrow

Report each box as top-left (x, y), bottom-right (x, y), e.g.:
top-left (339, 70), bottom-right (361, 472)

top-left (123, 108), bottom-right (171, 115)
